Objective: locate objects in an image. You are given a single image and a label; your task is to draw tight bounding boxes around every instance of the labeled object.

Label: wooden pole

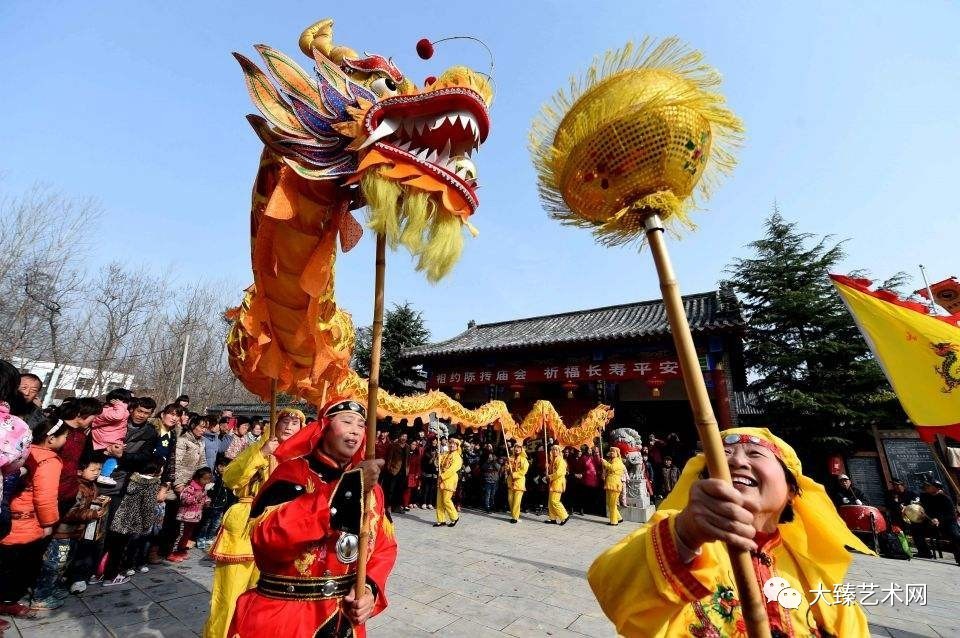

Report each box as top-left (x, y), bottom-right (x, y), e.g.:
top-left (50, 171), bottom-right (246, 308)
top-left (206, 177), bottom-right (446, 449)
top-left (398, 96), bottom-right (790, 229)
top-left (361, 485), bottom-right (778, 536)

top-left (644, 215), bottom-right (770, 638)
top-left (317, 381), bottom-right (329, 421)
top-left (267, 378), bottom-right (279, 474)
top-left (355, 234), bottom-right (387, 601)
top-left (543, 414), bottom-right (550, 485)
top-left (928, 441), bottom-right (960, 500)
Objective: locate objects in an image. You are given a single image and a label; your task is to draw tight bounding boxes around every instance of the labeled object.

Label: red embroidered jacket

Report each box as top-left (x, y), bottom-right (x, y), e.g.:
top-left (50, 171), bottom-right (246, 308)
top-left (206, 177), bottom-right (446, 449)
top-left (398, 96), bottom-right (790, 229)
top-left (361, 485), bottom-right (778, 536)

top-left (228, 451), bottom-right (397, 638)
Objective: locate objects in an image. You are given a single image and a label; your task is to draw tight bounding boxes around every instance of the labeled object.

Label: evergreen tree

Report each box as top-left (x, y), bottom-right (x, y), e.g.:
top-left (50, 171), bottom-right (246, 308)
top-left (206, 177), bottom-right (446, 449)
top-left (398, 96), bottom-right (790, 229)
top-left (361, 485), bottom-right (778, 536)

top-left (724, 207), bottom-right (903, 440)
top-left (353, 302), bottom-right (430, 395)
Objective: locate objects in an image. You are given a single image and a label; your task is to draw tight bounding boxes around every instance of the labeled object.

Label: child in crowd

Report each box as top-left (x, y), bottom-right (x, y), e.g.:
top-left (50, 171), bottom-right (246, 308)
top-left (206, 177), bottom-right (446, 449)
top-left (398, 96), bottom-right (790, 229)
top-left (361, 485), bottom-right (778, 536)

top-left (167, 467), bottom-right (212, 562)
top-left (195, 457), bottom-right (231, 550)
top-left (0, 398), bottom-right (31, 542)
top-left (91, 388), bottom-right (134, 486)
top-left (102, 459), bottom-right (163, 586)
top-left (0, 415), bottom-right (68, 618)
top-left (0, 400), bottom-right (31, 478)
top-left (32, 454), bottom-right (107, 608)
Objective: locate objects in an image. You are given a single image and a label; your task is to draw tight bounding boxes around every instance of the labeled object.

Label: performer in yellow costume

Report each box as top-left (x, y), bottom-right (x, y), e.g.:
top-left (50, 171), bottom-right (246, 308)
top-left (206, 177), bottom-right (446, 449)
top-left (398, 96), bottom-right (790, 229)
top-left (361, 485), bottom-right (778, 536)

top-left (202, 408), bottom-right (304, 638)
top-left (601, 447), bottom-right (626, 525)
top-left (506, 444), bottom-right (529, 524)
top-left (588, 427), bottom-right (873, 638)
top-left (546, 445), bottom-right (569, 525)
top-left (434, 438), bottom-right (462, 527)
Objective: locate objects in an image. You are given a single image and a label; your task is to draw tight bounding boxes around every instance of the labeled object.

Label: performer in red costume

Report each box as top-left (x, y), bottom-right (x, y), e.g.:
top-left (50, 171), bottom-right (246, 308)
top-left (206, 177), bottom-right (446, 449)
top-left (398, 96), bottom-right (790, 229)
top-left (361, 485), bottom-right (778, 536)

top-left (228, 399), bottom-right (397, 638)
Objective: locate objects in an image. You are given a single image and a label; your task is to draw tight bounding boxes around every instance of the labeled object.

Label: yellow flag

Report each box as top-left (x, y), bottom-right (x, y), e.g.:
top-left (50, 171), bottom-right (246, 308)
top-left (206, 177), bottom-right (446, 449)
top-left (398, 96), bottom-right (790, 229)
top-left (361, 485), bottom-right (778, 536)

top-left (831, 275), bottom-right (960, 441)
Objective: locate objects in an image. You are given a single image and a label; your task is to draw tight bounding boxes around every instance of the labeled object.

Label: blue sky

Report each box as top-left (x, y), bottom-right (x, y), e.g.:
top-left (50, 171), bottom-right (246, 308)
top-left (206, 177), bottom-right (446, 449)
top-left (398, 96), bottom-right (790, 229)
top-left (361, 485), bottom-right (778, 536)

top-left (2, 1), bottom-right (957, 342)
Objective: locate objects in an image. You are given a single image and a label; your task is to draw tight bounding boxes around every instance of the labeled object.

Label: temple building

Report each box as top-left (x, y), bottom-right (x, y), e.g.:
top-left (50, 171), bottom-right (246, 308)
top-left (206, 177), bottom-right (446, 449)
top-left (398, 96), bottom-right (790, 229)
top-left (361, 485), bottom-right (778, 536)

top-left (402, 288), bottom-right (750, 441)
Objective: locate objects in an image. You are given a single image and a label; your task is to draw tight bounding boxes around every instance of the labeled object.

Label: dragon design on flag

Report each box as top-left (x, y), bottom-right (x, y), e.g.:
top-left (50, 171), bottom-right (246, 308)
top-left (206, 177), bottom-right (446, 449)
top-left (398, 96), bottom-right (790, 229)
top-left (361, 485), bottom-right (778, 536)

top-left (932, 342), bottom-right (960, 392)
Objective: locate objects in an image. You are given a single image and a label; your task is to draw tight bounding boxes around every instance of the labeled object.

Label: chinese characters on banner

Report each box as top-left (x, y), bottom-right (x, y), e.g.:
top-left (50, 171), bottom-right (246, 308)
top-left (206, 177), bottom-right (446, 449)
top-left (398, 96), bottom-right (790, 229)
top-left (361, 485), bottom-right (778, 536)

top-left (428, 358), bottom-right (688, 388)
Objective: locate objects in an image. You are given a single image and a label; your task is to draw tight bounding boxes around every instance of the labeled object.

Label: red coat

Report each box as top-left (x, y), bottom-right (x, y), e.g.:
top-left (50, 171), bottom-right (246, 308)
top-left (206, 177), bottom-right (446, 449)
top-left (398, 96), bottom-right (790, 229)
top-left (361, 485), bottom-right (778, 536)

top-left (228, 452), bottom-right (397, 638)
top-left (406, 449), bottom-right (423, 489)
top-left (374, 437), bottom-right (390, 461)
top-left (58, 426), bottom-right (89, 502)
top-left (580, 454), bottom-right (600, 488)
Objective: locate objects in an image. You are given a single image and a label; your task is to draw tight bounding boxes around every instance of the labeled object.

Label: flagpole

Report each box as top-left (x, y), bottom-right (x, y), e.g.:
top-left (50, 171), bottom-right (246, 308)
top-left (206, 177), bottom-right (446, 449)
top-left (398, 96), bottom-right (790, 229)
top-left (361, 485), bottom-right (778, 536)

top-left (919, 265), bottom-right (938, 315)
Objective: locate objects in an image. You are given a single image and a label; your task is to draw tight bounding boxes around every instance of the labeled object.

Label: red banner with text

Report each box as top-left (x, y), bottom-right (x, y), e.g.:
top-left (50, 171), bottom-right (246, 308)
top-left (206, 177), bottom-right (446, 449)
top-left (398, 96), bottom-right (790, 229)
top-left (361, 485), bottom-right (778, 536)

top-left (428, 358), bottom-right (703, 387)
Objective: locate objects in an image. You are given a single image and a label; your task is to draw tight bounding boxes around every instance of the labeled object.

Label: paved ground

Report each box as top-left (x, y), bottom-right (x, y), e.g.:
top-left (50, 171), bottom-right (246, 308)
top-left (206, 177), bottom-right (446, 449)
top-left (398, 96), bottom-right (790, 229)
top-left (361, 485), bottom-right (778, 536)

top-left (3, 507), bottom-right (959, 637)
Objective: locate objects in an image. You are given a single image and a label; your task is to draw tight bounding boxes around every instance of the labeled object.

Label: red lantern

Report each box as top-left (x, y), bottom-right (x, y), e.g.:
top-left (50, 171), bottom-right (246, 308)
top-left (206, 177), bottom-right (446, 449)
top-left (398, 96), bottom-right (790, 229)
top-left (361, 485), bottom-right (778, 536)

top-left (645, 375), bottom-right (666, 398)
top-left (562, 381), bottom-right (578, 399)
top-left (451, 385), bottom-right (465, 400)
top-left (416, 38), bottom-right (434, 59)
top-left (509, 383), bottom-right (524, 399)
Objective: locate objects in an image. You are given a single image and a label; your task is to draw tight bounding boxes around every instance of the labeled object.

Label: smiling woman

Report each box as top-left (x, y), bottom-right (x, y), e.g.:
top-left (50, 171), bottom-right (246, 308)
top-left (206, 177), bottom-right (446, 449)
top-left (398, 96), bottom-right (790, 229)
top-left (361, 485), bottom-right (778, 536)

top-left (588, 427), bottom-right (877, 638)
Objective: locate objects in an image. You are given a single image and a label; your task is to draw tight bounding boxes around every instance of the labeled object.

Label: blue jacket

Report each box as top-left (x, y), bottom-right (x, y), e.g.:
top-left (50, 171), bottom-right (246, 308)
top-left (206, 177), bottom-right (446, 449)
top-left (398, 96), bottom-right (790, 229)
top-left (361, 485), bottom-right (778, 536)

top-left (201, 431), bottom-right (227, 471)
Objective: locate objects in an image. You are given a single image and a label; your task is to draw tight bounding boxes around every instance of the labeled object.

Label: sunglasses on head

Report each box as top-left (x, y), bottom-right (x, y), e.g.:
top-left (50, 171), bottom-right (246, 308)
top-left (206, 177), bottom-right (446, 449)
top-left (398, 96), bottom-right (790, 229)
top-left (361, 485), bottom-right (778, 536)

top-left (722, 433), bottom-right (782, 459)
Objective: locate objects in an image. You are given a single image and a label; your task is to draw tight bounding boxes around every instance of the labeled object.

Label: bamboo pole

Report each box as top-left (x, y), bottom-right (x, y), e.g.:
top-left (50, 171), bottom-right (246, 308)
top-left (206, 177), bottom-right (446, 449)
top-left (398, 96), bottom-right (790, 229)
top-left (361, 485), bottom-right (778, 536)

top-left (317, 381), bottom-right (329, 420)
top-left (355, 235), bottom-right (387, 601)
top-left (543, 414), bottom-right (550, 488)
top-left (644, 215), bottom-right (770, 638)
top-left (267, 379), bottom-right (279, 474)
top-left (928, 441), bottom-right (960, 501)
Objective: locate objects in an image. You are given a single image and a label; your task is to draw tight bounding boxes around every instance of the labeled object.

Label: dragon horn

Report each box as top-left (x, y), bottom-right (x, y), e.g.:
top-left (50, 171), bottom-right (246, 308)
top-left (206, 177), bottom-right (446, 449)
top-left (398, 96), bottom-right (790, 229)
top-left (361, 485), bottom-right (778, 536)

top-left (299, 18), bottom-right (358, 64)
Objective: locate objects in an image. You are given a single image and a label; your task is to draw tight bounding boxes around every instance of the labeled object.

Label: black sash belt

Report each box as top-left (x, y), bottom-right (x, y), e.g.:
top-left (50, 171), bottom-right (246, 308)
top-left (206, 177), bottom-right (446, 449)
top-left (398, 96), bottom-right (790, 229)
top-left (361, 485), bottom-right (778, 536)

top-left (257, 573), bottom-right (354, 600)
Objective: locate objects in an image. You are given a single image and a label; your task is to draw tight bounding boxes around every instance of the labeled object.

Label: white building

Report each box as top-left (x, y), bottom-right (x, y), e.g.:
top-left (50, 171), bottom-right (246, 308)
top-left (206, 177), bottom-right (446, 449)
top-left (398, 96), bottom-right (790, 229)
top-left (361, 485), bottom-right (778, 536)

top-left (12, 357), bottom-right (135, 407)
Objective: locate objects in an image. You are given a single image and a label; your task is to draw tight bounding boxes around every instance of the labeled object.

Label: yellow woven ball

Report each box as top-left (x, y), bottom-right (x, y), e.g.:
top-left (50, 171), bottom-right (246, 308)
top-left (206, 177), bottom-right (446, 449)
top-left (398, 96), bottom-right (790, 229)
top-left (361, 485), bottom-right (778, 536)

top-left (530, 38), bottom-right (742, 246)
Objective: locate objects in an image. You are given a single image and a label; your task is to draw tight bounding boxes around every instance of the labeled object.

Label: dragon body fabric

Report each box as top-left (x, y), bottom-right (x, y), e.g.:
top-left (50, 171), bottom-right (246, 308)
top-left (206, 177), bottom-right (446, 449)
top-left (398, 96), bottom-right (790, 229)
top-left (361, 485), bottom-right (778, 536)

top-left (227, 20), bottom-right (611, 446)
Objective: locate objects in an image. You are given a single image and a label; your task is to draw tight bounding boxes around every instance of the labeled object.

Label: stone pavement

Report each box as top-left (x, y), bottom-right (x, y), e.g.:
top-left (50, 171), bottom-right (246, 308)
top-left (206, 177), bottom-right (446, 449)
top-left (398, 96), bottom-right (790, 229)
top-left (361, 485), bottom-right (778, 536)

top-left (3, 507), bottom-right (959, 637)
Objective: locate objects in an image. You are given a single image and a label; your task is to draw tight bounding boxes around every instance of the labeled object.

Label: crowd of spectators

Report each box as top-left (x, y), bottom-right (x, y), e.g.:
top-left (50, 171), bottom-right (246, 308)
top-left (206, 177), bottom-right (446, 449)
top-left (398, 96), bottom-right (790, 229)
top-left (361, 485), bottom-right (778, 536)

top-left (0, 359), bottom-right (265, 624)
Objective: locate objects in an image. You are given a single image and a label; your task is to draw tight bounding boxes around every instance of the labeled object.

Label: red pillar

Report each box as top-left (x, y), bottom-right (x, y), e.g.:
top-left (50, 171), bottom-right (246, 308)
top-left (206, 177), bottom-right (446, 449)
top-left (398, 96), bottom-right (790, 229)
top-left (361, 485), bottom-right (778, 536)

top-left (711, 367), bottom-right (733, 430)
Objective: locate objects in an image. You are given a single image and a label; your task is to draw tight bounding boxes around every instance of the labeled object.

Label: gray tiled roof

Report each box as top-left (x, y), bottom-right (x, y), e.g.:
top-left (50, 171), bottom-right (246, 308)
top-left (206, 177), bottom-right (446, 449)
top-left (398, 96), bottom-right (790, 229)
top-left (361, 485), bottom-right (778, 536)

top-left (403, 289), bottom-right (744, 359)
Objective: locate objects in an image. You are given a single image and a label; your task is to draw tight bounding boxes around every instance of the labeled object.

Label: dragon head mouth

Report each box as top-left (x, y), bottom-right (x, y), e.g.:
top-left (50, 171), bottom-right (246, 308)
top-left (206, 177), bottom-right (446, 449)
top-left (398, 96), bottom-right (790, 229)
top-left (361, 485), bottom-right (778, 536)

top-left (362, 86), bottom-right (488, 210)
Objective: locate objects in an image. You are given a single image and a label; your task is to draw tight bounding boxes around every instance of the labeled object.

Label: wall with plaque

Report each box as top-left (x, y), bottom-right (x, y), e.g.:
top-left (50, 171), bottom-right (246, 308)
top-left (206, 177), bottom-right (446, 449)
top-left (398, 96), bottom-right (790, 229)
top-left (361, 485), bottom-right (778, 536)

top-left (881, 438), bottom-right (948, 495)
top-left (844, 456), bottom-right (886, 506)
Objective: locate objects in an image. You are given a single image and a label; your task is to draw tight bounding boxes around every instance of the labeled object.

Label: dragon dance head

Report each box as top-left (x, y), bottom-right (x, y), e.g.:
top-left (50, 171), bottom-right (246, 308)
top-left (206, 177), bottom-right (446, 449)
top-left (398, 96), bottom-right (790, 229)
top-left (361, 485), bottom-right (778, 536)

top-left (235, 18), bottom-right (492, 281)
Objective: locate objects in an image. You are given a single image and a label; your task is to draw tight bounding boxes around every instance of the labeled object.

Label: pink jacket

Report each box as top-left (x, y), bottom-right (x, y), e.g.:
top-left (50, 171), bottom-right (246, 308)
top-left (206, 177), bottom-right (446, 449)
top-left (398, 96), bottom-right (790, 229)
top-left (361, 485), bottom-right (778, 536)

top-left (581, 454), bottom-right (601, 488)
top-left (91, 402), bottom-right (129, 450)
top-left (176, 479), bottom-right (210, 523)
top-left (0, 401), bottom-right (30, 474)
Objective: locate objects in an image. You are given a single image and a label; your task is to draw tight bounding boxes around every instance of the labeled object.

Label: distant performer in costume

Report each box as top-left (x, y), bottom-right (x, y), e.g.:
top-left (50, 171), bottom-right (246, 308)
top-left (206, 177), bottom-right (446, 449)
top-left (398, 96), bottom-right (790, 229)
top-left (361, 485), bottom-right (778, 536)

top-left (202, 408), bottom-right (304, 638)
top-left (507, 444), bottom-right (529, 524)
top-left (546, 445), bottom-right (569, 525)
top-left (589, 428), bottom-right (874, 638)
top-left (434, 438), bottom-right (462, 527)
top-left (601, 447), bottom-right (626, 525)
top-left (228, 399), bottom-right (396, 638)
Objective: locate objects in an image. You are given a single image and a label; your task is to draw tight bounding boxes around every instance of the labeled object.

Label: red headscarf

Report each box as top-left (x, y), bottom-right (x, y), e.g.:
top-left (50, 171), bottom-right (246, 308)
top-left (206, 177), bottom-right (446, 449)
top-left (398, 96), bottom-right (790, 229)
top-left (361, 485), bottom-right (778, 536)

top-left (273, 396), bottom-right (368, 466)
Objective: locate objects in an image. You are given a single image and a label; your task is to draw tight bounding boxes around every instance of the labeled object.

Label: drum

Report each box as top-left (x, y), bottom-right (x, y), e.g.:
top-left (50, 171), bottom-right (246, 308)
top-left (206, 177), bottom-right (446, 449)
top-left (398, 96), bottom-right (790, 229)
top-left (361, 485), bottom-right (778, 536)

top-left (838, 504), bottom-right (888, 534)
top-left (903, 503), bottom-right (927, 524)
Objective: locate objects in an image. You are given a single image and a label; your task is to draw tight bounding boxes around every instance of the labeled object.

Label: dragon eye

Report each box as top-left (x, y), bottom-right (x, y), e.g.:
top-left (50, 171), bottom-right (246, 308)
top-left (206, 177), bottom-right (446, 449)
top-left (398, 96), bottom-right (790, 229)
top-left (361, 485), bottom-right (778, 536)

top-left (371, 77), bottom-right (399, 97)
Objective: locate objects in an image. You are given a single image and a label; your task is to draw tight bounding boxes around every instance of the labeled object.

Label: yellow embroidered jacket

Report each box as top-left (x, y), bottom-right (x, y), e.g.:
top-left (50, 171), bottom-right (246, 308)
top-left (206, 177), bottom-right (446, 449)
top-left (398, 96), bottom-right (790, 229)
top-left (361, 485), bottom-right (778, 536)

top-left (438, 447), bottom-right (462, 493)
top-left (588, 511), bottom-right (870, 637)
top-left (507, 453), bottom-right (529, 492)
top-left (548, 456), bottom-right (567, 494)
